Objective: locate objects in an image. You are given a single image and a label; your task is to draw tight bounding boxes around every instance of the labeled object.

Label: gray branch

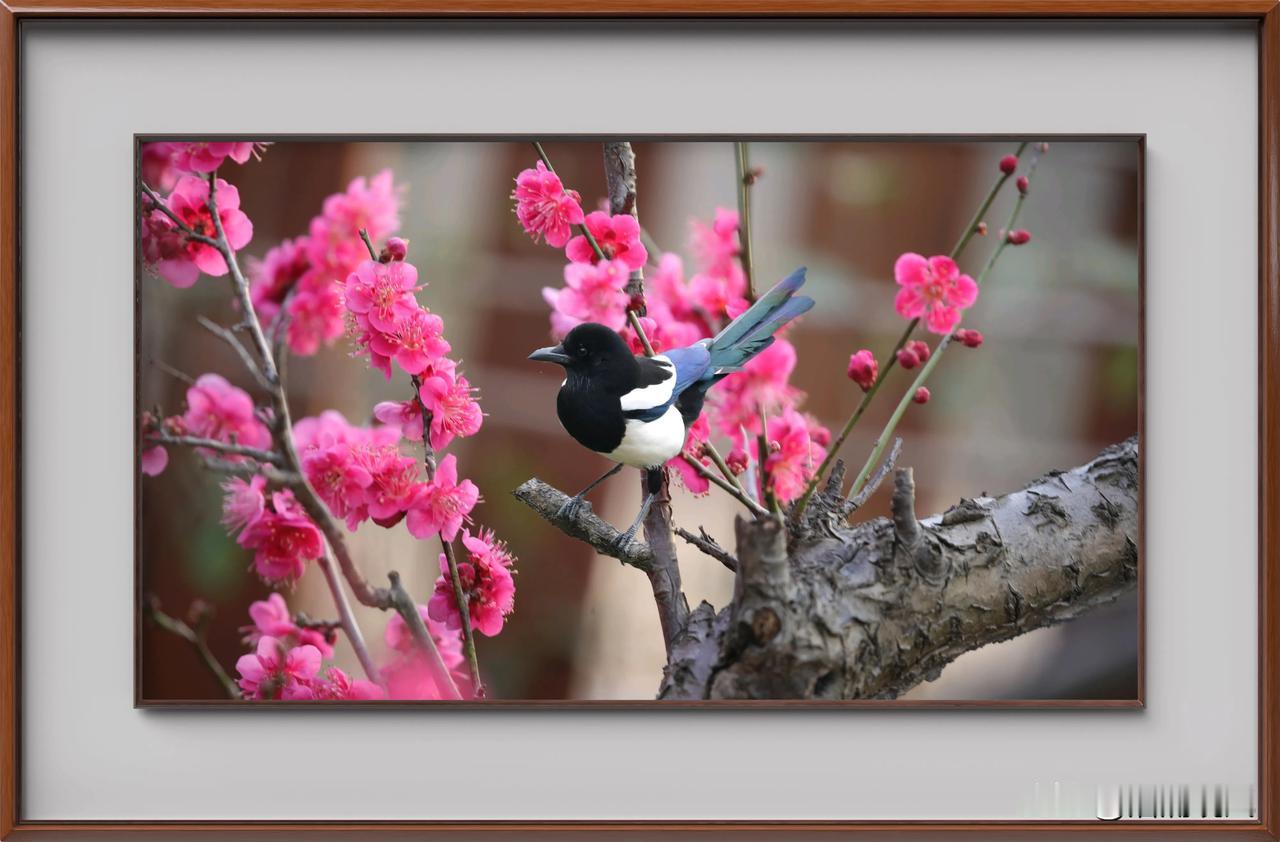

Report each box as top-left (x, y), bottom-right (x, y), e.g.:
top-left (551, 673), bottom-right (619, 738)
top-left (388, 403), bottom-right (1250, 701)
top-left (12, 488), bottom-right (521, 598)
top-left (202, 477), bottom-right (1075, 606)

top-left (513, 478), bottom-right (655, 571)
top-left (660, 436), bottom-right (1140, 700)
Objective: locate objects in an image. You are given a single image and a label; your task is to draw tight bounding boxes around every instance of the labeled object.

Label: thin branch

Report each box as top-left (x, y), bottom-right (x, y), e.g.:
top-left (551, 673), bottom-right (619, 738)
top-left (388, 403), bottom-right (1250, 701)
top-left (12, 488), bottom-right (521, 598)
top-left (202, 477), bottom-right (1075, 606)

top-left (149, 432), bottom-right (284, 465)
top-left (314, 548), bottom-right (381, 686)
top-left (440, 538), bottom-right (483, 695)
top-left (845, 436), bottom-right (902, 514)
top-left (197, 315), bottom-right (272, 391)
top-left (847, 147), bottom-right (1046, 503)
top-left (735, 141), bottom-right (756, 302)
top-left (149, 358), bottom-right (195, 386)
top-left (681, 454), bottom-right (769, 518)
top-left (199, 456), bottom-right (302, 486)
top-left (512, 478), bottom-right (655, 571)
top-left (794, 141), bottom-right (1031, 518)
top-left (146, 597), bottom-right (239, 699)
top-left (139, 180), bottom-right (219, 247)
top-left (675, 526), bottom-right (738, 572)
top-left (704, 441), bottom-right (749, 497)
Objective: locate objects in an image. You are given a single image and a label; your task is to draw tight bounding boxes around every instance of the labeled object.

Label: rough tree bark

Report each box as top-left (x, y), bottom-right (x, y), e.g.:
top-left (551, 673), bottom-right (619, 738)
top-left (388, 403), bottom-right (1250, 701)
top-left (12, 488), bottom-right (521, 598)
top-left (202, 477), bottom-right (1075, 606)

top-left (517, 436), bottom-right (1138, 700)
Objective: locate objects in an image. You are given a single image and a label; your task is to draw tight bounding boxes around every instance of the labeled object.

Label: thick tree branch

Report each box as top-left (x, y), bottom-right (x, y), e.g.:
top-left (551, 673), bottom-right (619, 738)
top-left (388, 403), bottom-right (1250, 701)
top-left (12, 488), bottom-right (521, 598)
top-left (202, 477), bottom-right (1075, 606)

top-left (660, 436), bottom-right (1139, 700)
top-left (512, 478), bottom-right (654, 571)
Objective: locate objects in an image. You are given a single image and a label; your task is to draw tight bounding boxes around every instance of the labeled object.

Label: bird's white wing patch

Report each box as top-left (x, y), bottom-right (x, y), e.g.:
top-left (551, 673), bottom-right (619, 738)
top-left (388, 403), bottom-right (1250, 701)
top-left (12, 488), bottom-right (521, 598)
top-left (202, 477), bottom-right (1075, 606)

top-left (606, 405), bottom-right (687, 468)
top-left (618, 355), bottom-right (676, 411)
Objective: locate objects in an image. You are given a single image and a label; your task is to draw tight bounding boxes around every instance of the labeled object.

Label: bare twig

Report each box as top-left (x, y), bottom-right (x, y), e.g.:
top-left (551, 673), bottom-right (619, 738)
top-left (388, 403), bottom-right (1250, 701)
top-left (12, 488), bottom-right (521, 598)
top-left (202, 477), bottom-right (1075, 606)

top-left (197, 316), bottom-right (272, 391)
top-left (844, 437), bottom-right (902, 514)
top-left (734, 141), bottom-right (756, 301)
top-left (675, 526), bottom-right (738, 572)
top-left (314, 549), bottom-right (381, 686)
top-left (793, 141), bottom-right (1031, 518)
top-left (146, 597), bottom-right (239, 699)
top-left (681, 454), bottom-right (769, 518)
top-left (441, 528), bottom-right (483, 695)
top-left (148, 432), bottom-right (284, 465)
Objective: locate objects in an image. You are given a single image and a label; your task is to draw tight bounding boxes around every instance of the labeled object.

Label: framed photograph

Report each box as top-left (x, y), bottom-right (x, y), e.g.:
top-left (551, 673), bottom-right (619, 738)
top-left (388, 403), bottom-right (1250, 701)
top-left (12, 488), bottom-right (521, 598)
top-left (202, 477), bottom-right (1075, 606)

top-left (3, 2), bottom-right (1276, 836)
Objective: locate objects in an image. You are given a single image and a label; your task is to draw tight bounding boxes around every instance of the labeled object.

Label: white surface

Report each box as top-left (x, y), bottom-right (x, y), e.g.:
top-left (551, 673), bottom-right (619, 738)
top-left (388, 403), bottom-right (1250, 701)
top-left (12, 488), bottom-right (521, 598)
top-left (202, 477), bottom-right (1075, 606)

top-left (19, 20), bottom-right (1258, 820)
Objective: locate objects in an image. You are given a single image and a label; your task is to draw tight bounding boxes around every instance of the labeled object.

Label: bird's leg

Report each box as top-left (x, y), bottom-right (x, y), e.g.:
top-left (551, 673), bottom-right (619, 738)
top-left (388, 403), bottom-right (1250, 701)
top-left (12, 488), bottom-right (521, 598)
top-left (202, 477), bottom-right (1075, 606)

top-left (610, 491), bottom-right (655, 553)
top-left (556, 463), bottom-right (625, 520)
top-left (609, 468), bottom-right (664, 553)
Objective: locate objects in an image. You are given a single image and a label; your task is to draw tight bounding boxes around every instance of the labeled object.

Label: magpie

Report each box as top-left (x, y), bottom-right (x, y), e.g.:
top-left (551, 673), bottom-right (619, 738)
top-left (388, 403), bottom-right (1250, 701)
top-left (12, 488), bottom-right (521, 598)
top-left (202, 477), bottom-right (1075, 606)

top-left (528, 267), bottom-right (814, 550)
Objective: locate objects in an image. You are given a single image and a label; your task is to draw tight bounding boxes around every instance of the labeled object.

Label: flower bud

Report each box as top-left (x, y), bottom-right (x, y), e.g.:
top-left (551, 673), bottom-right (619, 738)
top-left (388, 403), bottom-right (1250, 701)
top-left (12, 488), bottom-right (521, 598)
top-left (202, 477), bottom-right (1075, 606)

top-left (999, 154), bottom-right (1018, 175)
top-left (896, 346), bottom-right (920, 370)
top-left (956, 328), bottom-right (985, 348)
top-left (768, 440), bottom-right (782, 454)
top-left (628, 292), bottom-right (647, 314)
top-left (906, 339), bottom-right (931, 364)
top-left (912, 387), bottom-right (931, 405)
top-left (976, 221), bottom-right (988, 236)
top-left (1016, 176), bottom-right (1029, 194)
top-left (379, 237), bottom-right (408, 262)
top-left (846, 349), bottom-right (878, 391)
top-left (726, 448), bottom-right (749, 475)
top-left (1007, 229), bottom-right (1032, 245)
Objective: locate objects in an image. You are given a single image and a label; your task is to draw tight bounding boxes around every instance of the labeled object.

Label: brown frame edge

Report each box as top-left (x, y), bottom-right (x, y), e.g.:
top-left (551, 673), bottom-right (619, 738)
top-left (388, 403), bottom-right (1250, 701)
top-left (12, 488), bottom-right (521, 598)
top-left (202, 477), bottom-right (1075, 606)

top-left (0, 2), bottom-right (1274, 838)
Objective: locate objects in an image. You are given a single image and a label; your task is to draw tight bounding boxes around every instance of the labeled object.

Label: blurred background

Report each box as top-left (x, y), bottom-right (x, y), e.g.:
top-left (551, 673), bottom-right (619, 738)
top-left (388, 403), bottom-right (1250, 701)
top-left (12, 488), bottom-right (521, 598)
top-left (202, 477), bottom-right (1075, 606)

top-left (139, 139), bottom-right (1140, 701)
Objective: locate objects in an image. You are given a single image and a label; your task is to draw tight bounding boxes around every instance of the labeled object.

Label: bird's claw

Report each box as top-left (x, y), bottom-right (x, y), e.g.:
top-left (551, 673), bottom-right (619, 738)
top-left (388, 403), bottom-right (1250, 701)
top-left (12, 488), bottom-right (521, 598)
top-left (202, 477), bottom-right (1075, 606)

top-left (556, 495), bottom-right (587, 521)
top-left (608, 527), bottom-right (640, 555)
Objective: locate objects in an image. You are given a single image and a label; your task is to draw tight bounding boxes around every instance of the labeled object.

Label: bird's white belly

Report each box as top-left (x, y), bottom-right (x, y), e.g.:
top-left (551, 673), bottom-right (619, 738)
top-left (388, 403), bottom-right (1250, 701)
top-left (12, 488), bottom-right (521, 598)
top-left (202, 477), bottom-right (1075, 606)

top-left (606, 406), bottom-right (686, 468)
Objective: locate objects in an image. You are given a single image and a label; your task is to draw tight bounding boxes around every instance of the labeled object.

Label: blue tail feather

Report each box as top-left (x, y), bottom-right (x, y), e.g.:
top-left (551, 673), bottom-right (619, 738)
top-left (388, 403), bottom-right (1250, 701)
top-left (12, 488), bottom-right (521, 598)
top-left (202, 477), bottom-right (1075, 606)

top-left (705, 267), bottom-right (812, 374)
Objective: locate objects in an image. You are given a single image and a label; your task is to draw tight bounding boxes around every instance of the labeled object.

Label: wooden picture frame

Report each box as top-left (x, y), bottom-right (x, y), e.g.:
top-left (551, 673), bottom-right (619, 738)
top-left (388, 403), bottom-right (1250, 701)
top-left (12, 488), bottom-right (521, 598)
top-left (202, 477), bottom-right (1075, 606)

top-left (1, 2), bottom-right (1275, 837)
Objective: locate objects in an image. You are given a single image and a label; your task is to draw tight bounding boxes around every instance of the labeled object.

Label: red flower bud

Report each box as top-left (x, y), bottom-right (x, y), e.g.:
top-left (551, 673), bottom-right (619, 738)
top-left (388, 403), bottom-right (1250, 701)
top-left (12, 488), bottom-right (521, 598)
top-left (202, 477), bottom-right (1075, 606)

top-left (906, 339), bottom-right (931, 364)
top-left (956, 328), bottom-right (985, 348)
top-left (726, 449), bottom-right (749, 475)
top-left (976, 221), bottom-right (988, 236)
top-left (896, 347), bottom-right (920, 370)
top-left (768, 440), bottom-right (782, 454)
top-left (1007, 229), bottom-right (1032, 245)
top-left (379, 237), bottom-right (408, 262)
top-left (846, 349), bottom-right (878, 391)
top-left (1016, 176), bottom-right (1029, 194)
top-left (912, 387), bottom-right (931, 405)
top-left (628, 292), bottom-right (647, 314)
top-left (999, 154), bottom-right (1018, 175)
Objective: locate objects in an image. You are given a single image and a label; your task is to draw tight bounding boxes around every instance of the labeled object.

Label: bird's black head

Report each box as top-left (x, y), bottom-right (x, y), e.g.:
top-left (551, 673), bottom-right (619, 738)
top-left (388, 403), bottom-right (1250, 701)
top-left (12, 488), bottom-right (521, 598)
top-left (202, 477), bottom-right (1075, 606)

top-left (528, 323), bottom-right (637, 394)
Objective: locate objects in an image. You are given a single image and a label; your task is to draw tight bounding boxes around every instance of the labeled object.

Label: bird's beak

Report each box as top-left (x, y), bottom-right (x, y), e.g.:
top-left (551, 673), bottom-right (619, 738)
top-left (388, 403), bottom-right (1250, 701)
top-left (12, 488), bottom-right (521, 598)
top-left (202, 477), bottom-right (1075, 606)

top-left (528, 344), bottom-right (571, 366)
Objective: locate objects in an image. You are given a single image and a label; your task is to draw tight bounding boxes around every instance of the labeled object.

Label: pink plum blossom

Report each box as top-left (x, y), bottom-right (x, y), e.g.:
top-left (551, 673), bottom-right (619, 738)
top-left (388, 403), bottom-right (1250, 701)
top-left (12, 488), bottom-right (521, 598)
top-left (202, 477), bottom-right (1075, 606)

top-left (146, 175), bottom-right (253, 288)
top-left (763, 408), bottom-right (828, 504)
top-left (667, 414), bottom-right (712, 495)
top-left (242, 592), bottom-right (334, 659)
top-left (565, 211), bottom-right (647, 270)
top-left (847, 349), bottom-right (877, 391)
top-left (181, 374), bottom-right (271, 455)
top-left (427, 528), bottom-right (516, 637)
top-left (893, 253), bottom-right (979, 335)
top-left (710, 339), bottom-right (802, 438)
top-left (170, 142), bottom-right (266, 173)
top-left (406, 454), bottom-right (479, 542)
top-left (307, 170), bottom-right (401, 279)
top-left (315, 667), bottom-right (385, 701)
top-left (373, 399), bottom-right (424, 442)
top-left (236, 490), bottom-right (325, 585)
top-left (362, 306), bottom-right (451, 379)
top-left (512, 160), bottom-right (585, 249)
top-left (248, 237), bottom-right (310, 324)
top-left (542, 258), bottom-right (631, 338)
top-left (140, 142), bottom-right (180, 192)
top-left (285, 284), bottom-right (346, 356)
top-left (418, 371), bottom-right (483, 451)
top-left (141, 445), bottom-right (169, 477)
top-left (344, 259), bottom-right (422, 334)
top-left (236, 637), bottom-right (322, 700)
